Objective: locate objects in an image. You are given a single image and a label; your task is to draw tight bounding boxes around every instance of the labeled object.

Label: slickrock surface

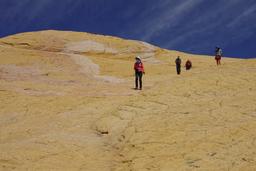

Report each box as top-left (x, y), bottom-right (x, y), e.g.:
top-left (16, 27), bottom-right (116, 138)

top-left (0, 30), bottom-right (255, 171)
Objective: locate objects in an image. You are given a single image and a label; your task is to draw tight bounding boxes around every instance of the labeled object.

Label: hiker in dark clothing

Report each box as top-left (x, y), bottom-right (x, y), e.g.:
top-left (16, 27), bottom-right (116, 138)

top-left (215, 47), bottom-right (222, 65)
top-left (134, 56), bottom-right (145, 90)
top-left (185, 60), bottom-right (192, 70)
top-left (175, 56), bottom-right (182, 75)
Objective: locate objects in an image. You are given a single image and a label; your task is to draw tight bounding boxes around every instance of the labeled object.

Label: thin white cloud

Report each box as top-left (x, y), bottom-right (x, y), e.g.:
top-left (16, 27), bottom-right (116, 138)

top-left (156, 0), bottom-right (256, 51)
top-left (139, 0), bottom-right (204, 41)
top-left (227, 4), bottom-right (256, 27)
top-left (2, 0), bottom-right (79, 32)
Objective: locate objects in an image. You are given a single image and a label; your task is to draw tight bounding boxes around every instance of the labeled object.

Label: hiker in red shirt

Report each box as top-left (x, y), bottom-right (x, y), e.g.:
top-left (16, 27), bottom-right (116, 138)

top-left (215, 47), bottom-right (222, 65)
top-left (134, 56), bottom-right (145, 90)
top-left (185, 60), bottom-right (192, 70)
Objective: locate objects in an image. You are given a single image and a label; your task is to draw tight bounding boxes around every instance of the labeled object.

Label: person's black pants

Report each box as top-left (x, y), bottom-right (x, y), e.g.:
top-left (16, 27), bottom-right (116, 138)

top-left (176, 65), bottom-right (181, 75)
top-left (135, 71), bottom-right (143, 89)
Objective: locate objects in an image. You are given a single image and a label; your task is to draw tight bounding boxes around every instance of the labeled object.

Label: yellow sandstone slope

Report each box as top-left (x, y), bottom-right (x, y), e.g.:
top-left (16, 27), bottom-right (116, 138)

top-left (0, 30), bottom-right (255, 171)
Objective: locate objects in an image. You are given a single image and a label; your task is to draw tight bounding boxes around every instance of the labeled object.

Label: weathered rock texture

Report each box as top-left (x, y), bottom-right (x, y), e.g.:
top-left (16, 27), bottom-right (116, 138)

top-left (0, 30), bottom-right (256, 171)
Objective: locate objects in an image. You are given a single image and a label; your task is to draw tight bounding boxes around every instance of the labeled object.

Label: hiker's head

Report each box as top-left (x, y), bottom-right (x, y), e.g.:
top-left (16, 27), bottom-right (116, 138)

top-left (135, 56), bottom-right (141, 62)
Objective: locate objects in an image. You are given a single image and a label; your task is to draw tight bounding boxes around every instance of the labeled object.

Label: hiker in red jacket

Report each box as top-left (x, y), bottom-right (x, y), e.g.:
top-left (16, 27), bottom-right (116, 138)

top-left (215, 47), bottom-right (222, 65)
top-left (134, 56), bottom-right (145, 90)
top-left (185, 60), bottom-right (192, 70)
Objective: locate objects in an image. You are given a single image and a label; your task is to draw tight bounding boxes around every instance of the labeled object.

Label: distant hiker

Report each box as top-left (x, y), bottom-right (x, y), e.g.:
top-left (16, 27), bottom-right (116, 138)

top-left (175, 56), bottom-right (182, 75)
top-left (134, 56), bottom-right (145, 90)
top-left (185, 60), bottom-right (192, 70)
top-left (215, 47), bottom-right (222, 65)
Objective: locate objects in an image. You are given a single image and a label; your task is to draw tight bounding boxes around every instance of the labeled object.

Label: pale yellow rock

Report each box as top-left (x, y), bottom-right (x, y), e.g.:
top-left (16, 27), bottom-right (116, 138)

top-left (0, 30), bottom-right (255, 171)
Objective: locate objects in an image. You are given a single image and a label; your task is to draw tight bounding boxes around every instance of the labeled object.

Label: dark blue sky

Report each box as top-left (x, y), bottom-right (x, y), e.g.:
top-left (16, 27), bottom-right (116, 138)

top-left (1, 0), bottom-right (255, 58)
